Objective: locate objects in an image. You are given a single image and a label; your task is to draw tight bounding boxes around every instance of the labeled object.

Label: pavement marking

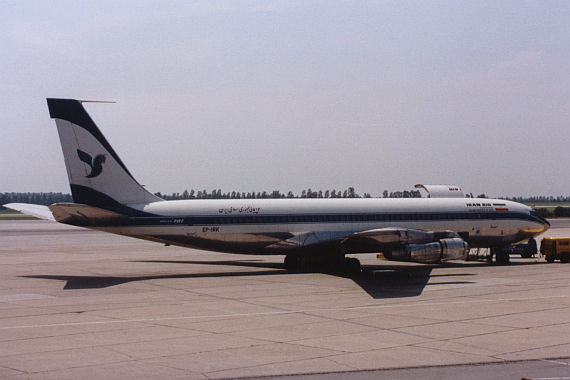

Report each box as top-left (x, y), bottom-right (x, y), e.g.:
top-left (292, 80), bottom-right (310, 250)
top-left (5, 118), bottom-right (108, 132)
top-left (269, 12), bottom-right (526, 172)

top-left (0, 293), bottom-right (55, 302)
top-left (2, 293), bottom-right (568, 331)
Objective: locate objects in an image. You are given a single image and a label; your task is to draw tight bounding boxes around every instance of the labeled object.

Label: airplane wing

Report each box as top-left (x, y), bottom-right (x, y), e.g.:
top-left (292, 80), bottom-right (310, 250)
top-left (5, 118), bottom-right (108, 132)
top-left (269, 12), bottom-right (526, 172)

top-left (267, 227), bottom-right (469, 264)
top-left (3, 203), bottom-right (56, 221)
top-left (346, 227), bottom-right (444, 244)
top-left (341, 227), bottom-right (469, 263)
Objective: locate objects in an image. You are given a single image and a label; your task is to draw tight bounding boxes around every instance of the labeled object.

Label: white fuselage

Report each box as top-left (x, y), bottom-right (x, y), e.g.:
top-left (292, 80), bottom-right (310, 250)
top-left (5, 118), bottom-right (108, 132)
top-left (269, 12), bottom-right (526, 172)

top-left (92, 197), bottom-right (549, 255)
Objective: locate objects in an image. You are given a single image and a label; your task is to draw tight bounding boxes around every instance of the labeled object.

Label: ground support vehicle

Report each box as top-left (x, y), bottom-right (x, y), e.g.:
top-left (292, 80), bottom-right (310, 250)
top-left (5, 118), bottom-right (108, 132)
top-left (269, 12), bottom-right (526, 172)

top-left (505, 238), bottom-right (538, 258)
top-left (540, 237), bottom-right (570, 263)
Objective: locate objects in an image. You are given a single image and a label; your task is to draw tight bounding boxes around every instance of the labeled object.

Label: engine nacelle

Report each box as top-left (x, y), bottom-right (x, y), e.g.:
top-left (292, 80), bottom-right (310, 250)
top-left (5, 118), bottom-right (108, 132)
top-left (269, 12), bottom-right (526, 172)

top-left (439, 237), bottom-right (470, 261)
top-left (389, 238), bottom-right (469, 264)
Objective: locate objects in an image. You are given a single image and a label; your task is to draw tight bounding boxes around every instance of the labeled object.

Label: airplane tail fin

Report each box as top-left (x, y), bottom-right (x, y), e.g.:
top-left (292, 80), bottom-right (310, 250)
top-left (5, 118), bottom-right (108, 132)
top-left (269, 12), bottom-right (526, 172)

top-left (47, 99), bottom-right (162, 214)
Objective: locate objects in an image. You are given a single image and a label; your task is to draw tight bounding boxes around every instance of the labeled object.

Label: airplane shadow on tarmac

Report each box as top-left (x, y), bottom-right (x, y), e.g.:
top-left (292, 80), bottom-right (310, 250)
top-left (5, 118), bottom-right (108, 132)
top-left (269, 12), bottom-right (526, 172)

top-left (22, 259), bottom-right (541, 299)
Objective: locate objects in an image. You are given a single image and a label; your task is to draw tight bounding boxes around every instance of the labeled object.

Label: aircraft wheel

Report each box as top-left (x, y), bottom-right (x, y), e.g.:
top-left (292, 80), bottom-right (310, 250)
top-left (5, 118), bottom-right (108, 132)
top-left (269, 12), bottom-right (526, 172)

top-left (545, 255), bottom-right (555, 263)
top-left (298, 256), bottom-right (316, 272)
top-left (495, 249), bottom-right (510, 265)
top-left (527, 238), bottom-right (538, 257)
top-left (488, 249), bottom-right (495, 264)
top-left (349, 257), bottom-right (361, 273)
top-left (346, 257), bottom-right (361, 274)
top-left (286, 255), bottom-right (361, 274)
top-left (284, 255), bottom-right (300, 272)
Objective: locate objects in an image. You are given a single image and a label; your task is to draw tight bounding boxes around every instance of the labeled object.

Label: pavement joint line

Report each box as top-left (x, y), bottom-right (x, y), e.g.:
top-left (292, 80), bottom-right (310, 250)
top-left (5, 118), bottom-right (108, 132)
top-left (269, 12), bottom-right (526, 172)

top-left (441, 341), bottom-right (570, 368)
top-left (503, 353), bottom-right (570, 367)
top-left (1, 294), bottom-right (568, 331)
top-left (7, 301), bottom-right (569, 372)
top-left (3, 268), bottom-right (570, 366)
top-left (507, 343), bottom-right (570, 365)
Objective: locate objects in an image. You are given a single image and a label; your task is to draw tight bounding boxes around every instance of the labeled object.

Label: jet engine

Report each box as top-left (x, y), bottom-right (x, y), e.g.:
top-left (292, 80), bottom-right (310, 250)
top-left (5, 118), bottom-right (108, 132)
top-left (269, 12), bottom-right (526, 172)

top-left (388, 237), bottom-right (469, 264)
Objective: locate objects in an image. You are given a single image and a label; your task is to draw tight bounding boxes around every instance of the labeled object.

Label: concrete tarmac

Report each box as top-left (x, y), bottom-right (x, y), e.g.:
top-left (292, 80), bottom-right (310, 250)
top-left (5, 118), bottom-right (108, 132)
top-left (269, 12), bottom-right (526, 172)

top-left (0, 219), bottom-right (569, 379)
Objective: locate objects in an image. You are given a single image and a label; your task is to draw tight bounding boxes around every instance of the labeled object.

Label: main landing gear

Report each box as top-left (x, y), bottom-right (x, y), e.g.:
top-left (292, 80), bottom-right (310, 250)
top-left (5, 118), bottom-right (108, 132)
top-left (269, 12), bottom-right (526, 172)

top-left (489, 247), bottom-right (510, 265)
top-left (284, 254), bottom-right (361, 274)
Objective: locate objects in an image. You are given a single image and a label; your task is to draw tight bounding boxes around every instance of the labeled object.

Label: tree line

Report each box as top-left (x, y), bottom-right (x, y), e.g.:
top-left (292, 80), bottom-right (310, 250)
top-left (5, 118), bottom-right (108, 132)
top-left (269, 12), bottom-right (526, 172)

top-left (154, 188), bottom-right (422, 200)
top-left (534, 207), bottom-right (570, 219)
top-left (154, 192), bottom-right (570, 202)
top-left (3, 191), bottom-right (570, 216)
top-left (0, 192), bottom-right (72, 210)
top-left (501, 195), bottom-right (570, 203)
top-left (1, 189), bottom-right (421, 209)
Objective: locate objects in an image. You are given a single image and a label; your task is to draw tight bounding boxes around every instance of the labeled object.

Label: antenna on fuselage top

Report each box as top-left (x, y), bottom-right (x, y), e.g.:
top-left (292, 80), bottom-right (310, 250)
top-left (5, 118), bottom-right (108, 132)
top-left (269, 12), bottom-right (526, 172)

top-left (77, 100), bottom-right (116, 104)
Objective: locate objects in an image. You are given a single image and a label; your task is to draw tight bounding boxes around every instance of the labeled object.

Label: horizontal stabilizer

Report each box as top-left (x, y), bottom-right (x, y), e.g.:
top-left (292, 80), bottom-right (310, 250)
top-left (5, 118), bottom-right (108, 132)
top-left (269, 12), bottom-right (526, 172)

top-left (3, 203), bottom-right (55, 221)
top-left (48, 203), bottom-right (129, 226)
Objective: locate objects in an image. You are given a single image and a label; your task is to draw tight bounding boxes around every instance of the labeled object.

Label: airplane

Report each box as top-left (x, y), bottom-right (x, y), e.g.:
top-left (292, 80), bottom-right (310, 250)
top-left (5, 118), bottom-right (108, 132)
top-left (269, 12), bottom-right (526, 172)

top-left (5, 98), bottom-right (550, 271)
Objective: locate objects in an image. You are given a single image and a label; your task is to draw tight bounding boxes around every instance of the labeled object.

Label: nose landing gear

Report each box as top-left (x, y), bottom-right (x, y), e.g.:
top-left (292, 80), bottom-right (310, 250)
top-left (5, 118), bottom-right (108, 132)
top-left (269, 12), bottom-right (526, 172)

top-left (490, 238), bottom-right (539, 265)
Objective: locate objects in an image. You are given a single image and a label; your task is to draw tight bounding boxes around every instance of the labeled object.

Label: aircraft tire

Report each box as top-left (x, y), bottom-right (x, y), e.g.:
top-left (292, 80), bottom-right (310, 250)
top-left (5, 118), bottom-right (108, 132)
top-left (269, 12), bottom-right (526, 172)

top-left (284, 255), bottom-right (300, 272)
top-left (344, 257), bottom-right (361, 274)
top-left (285, 254), bottom-right (361, 274)
top-left (495, 249), bottom-right (511, 265)
top-left (285, 254), bottom-right (321, 273)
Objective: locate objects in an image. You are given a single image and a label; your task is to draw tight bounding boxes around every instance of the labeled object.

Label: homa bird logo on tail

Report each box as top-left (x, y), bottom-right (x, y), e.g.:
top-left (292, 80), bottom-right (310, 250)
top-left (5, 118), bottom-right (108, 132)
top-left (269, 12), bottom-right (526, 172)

top-left (77, 149), bottom-right (106, 178)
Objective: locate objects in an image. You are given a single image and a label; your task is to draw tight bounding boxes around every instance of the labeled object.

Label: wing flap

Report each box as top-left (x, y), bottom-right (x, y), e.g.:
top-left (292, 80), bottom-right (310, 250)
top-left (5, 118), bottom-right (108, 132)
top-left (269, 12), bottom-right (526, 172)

top-left (348, 227), bottom-right (464, 244)
top-left (264, 231), bottom-right (350, 253)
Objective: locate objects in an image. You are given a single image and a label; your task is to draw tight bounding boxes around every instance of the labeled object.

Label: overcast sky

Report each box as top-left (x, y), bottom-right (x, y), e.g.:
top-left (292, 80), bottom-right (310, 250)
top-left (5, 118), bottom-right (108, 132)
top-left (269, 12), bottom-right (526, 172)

top-left (2, 1), bottom-right (569, 198)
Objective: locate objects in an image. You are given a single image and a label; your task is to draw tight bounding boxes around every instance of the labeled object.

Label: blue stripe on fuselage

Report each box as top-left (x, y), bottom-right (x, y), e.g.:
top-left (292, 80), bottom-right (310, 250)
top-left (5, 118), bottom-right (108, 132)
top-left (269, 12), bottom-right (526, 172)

top-left (123, 211), bottom-right (541, 227)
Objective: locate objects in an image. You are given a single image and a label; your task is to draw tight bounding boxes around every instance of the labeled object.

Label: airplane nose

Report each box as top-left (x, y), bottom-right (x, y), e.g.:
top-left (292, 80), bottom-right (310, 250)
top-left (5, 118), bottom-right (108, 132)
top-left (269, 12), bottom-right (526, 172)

top-left (530, 210), bottom-right (550, 233)
top-left (539, 216), bottom-right (551, 232)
